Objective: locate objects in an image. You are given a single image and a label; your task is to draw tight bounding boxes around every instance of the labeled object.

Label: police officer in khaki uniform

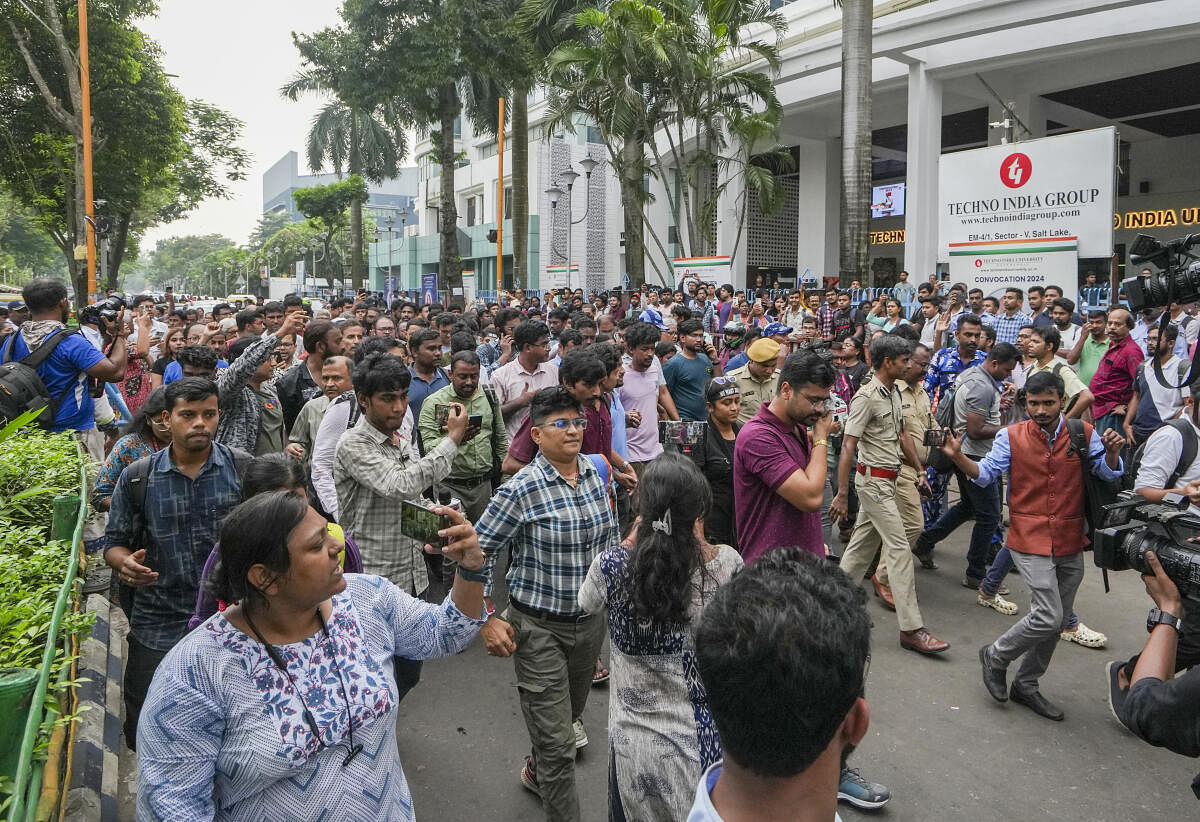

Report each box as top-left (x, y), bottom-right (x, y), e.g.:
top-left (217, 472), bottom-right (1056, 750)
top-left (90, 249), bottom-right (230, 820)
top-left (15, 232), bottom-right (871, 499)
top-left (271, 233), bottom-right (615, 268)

top-left (831, 336), bottom-right (950, 656)
top-left (725, 337), bottom-right (781, 423)
top-left (873, 343), bottom-right (934, 605)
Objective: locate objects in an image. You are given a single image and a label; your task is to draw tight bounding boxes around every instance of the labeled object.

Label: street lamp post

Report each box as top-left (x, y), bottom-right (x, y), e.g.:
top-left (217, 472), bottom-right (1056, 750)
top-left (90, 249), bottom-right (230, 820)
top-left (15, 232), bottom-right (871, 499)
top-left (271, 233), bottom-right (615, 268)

top-left (546, 156), bottom-right (600, 291)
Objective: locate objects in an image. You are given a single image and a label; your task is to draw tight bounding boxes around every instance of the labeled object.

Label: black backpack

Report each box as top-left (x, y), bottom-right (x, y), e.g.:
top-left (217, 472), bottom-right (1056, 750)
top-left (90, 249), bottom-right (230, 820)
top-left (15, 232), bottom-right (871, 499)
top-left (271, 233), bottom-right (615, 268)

top-left (0, 329), bottom-right (76, 428)
top-left (1127, 417), bottom-right (1199, 492)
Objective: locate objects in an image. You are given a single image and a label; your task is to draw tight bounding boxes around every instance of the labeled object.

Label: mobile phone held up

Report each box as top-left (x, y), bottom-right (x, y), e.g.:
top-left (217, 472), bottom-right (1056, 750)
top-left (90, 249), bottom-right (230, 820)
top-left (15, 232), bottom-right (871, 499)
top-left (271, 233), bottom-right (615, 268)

top-left (400, 500), bottom-right (449, 548)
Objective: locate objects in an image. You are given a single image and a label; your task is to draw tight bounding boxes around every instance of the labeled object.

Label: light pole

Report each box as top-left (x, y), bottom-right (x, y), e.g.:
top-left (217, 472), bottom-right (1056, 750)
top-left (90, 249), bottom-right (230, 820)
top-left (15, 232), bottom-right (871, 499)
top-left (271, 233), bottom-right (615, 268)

top-left (546, 157), bottom-right (600, 290)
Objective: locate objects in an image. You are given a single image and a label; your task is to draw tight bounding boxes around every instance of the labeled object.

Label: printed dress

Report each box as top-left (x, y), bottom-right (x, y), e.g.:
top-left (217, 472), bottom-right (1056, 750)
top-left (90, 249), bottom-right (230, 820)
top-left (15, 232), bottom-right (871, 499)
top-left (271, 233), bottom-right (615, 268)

top-left (136, 574), bottom-right (485, 821)
top-left (578, 544), bottom-right (742, 822)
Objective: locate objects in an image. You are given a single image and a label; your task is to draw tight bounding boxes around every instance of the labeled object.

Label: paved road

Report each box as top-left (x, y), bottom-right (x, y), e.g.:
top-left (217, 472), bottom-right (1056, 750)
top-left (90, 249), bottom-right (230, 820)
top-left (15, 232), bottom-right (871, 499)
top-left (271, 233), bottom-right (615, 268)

top-left (399, 540), bottom-right (1197, 821)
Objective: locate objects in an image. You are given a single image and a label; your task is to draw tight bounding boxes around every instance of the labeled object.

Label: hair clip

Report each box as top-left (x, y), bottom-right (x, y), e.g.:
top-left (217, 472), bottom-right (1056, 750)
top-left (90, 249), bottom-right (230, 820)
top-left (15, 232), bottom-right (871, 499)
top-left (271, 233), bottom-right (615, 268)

top-left (651, 509), bottom-right (672, 536)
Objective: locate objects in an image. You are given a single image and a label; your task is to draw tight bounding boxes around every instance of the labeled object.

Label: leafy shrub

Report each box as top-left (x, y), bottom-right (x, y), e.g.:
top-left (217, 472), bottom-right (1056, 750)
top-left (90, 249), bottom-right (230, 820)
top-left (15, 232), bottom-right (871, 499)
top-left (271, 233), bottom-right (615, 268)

top-left (0, 429), bottom-right (87, 535)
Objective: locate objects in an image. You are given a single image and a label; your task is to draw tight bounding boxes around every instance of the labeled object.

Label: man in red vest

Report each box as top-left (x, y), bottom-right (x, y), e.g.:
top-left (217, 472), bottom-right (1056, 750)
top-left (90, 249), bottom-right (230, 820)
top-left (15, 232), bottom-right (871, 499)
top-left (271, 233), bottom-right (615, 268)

top-left (939, 370), bottom-right (1125, 720)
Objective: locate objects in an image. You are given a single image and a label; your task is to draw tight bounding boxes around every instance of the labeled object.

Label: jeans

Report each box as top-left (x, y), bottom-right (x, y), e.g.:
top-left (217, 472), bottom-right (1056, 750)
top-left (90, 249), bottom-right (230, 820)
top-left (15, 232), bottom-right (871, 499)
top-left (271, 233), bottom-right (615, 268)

top-left (123, 636), bottom-right (169, 751)
top-left (918, 460), bottom-right (1002, 580)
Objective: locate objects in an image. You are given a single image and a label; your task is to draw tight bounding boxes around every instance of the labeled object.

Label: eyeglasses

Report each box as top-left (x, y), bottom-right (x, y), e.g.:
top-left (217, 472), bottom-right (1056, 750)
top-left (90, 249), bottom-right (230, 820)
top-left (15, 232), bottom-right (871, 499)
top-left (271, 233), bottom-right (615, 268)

top-left (540, 417), bottom-right (588, 430)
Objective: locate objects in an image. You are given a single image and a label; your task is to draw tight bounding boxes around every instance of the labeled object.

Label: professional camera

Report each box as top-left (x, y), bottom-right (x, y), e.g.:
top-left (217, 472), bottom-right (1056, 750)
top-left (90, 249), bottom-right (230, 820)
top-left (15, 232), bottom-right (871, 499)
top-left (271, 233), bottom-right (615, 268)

top-left (1091, 491), bottom-right (1200, 594)
top-left (795, 338), bottom-right (834, 362)
top-left (78, 293), bottom-right (128, 327)
top-left (1122, 233), bottom-right (1200, 313)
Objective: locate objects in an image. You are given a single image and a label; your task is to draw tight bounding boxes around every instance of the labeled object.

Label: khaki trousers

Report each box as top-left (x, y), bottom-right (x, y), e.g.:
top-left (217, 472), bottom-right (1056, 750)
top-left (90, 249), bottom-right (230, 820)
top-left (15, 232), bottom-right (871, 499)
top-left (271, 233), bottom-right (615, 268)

top-left (873, 464), bottom-right (926, 586)
top-left (839, 471), bottom-right (924, 632)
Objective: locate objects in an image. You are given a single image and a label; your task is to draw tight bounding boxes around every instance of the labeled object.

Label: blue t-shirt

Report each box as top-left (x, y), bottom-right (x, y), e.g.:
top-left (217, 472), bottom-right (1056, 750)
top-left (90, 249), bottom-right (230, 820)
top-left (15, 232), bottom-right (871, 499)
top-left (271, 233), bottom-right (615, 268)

top-left (163, 359), bottom-right (229, 384)
top-left (5, 329), bottom-right (104, 432)
top-left (663, 352), bottom-right (714, 421)
top-left (724, 352), bottom-right (749, 372)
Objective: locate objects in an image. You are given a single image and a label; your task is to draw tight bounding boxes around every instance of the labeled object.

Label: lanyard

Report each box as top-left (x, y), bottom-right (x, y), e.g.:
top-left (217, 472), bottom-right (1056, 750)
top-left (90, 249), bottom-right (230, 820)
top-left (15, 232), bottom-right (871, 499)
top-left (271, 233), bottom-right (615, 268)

top-left (243, 607), bottom-right (363, 767)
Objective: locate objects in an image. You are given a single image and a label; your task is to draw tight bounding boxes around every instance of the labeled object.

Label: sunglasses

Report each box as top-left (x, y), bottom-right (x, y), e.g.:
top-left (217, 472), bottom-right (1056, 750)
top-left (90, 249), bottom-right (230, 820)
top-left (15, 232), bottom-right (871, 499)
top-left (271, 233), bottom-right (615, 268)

top-left (540, 417), bottom-right (588, 431)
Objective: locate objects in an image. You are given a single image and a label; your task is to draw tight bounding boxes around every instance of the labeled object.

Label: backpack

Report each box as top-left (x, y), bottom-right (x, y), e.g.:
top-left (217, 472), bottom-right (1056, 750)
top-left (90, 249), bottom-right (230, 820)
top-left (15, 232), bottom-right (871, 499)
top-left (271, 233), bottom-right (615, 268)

top-left (1127, 417), bottom-right (1199, 492)
top-left (1067, 418), bottom-right (1125, 592)
top-left (0, 329), bottom-right (77, 428)
top-left (114, 447), bottom-right (254, 616)
top-left (927, 372), bottom-right (994, 471)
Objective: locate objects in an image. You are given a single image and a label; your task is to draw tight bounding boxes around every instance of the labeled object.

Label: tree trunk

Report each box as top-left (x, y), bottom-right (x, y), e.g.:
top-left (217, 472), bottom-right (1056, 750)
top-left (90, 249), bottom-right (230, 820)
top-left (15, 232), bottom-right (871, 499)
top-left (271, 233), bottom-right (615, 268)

top-left (104, 212), bottom-right (131, 290)
top-left (349, 198), bottom-right (364, 292)
top-left (620, 131), bottom-right (646, 288)
top-left (839, 0), bottom-right (872, 286)
top-left (511, 90), bottom-right (529, 292)
top-left (438, 85), bottom-right (463, 300)
top-left (349, 114), bottom-right (365, 291)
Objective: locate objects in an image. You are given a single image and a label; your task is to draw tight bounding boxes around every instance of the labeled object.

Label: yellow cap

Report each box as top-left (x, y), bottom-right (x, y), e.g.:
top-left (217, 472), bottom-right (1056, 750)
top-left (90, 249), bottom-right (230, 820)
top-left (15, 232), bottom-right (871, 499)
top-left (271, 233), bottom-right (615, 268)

top-left (747, 337), bottom-right (781, 363)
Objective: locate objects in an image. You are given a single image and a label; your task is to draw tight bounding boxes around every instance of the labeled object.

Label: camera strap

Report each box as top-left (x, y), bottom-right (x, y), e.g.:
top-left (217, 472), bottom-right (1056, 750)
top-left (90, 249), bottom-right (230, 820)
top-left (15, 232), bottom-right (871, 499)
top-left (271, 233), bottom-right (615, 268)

top-left (1150, 311), bottom-right (1200, 390)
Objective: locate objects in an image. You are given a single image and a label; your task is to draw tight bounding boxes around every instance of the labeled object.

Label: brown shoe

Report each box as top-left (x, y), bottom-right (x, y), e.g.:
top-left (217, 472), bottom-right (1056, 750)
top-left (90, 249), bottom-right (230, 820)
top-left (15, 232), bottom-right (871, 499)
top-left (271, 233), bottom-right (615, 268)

top-left (871, 575), bottom-right (896, 611)
top-left (900, 628), bottom-right (950, 655)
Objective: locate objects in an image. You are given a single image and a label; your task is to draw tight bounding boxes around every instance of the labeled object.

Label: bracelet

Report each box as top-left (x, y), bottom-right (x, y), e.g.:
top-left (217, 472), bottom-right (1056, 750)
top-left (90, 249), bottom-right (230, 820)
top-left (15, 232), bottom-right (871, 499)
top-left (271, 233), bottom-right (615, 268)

top-left (457, 565), bottom-right (488, 583)
top-left (812, 438), bottom-right (829, 448)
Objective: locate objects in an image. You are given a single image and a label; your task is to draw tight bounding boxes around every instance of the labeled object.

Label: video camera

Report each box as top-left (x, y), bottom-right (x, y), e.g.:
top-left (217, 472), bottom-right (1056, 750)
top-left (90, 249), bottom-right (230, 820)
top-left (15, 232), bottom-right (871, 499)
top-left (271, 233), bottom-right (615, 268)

top-left (1122, 233), bottom-right (1200, 313)
top-left (1092, 491), bottom-right (1200, 594)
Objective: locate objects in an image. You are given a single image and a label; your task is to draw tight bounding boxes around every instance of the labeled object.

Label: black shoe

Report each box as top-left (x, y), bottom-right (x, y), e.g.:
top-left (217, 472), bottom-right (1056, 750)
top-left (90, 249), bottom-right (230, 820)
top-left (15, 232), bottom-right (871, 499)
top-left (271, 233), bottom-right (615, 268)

top-left (913, 539), bottom-right (937, 570)
top-left (979, 645), bottom-right (1008, 702)
top-left (962, 575), bottom-right (983, 590)
top-left (1010, 687), bottom-right (1064, 721)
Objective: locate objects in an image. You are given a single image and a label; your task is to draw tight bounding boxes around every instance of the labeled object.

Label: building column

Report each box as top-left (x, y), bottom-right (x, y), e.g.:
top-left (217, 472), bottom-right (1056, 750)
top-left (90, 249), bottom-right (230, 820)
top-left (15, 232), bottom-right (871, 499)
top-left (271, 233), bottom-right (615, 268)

top-left (904, 61), bottom-right (942, 282)
top-left (717, 147), bottom-right (747, 289)
top-left (795, 136), bottom-right (839, 284)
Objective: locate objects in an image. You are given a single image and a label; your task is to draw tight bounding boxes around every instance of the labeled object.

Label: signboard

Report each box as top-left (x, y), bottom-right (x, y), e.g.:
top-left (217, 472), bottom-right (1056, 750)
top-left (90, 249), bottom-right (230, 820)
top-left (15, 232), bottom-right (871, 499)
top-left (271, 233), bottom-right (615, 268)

top-left (948, 236), bottom-right (1078, 300)
top-left (939, 127), bottom-right (1115, 260)
top-left (671, 256), bottom-right (732, 289)
top-left (545, 264), bottom-right (578, 289)
top-left (871, 183), bottom-right (906, 218)
top-left (384, 276), bottom-right (397, 306)
top-left (461, 271), bottom-right (477, 305)
top-left (421, 273), bottom-right (437, 305)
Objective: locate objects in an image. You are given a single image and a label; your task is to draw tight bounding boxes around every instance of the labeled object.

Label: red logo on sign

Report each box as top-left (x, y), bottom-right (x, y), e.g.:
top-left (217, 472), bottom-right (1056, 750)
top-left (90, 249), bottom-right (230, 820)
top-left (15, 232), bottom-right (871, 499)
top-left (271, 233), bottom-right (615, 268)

top-left (1000, 153), bottom-right (1032, 188)
top-left (975, 258), bottom-right (983, 268)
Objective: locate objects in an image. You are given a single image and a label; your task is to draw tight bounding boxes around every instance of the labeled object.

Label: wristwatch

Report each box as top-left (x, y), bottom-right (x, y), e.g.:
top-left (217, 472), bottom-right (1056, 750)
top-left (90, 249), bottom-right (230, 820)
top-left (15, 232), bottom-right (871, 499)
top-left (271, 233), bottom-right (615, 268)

top-left (1146, 608), bottom-right (1183, 634)
top-left (457, 565), bottom-right (488, 583)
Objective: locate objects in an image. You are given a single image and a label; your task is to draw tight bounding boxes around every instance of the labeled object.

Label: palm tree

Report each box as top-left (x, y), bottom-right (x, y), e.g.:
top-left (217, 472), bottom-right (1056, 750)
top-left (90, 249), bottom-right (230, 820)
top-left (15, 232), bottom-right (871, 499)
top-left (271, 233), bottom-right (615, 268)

top-left (838, 0), bottom-right (873, 286)
top-left (282, 35), bottom-right (409, 292)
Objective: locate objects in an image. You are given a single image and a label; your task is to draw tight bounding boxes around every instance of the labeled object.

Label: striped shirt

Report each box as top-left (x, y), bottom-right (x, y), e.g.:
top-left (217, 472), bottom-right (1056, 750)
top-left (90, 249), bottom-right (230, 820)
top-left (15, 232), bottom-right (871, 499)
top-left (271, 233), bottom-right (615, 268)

top-left (476, 451), bottom-right (619, 615)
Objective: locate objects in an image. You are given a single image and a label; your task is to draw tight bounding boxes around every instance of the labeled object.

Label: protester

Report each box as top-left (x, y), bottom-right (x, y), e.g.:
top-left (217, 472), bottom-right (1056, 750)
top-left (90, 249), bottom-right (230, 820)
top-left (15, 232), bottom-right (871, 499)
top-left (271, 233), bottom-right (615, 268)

top-left (665, 318), bottom-right (721, 420)
top-left (104, 378), bottom-right (250, 749)
top-left (1090, 307), bottom-right (1142, 438)
top-left (476, 387), bottom-right (618, 818)
top-left (492, 320), bottom-right (559, 439)
top-left (91, 387), bottom-right (170, 512)
top-left (276, 319), bottom-right (343, 431)
top-left (404, 327), bottom-right (450, 428)
top-left (991, 287), bottom-right (1033, 346)
top-left (914, 344), bottom-right (1019, 583)
top-left (284, 355), bottom-right (352, 471)
top-left (619, 322), bottom-right (680, 477)
top-left (734, 352), bottom-right (838, 563)
top-left (939, 371), bottom-right (1124, 720)
top-left (1067, 308), bottom-right (1111, 387)
top-left (579, 453), bottom-right (742, 820)
top-left (690, 549), bottom-right (885, 818)
top-left (1024, 326), bottom-right (1093, 418)
top-left (310, 338), bottom-right (413, 520)
top-left (688, 378), bottom-right (743, 548)
top-left (135, 491), bottom-right (486, 820)
top-left (149, 327), bottom-right (185, 390)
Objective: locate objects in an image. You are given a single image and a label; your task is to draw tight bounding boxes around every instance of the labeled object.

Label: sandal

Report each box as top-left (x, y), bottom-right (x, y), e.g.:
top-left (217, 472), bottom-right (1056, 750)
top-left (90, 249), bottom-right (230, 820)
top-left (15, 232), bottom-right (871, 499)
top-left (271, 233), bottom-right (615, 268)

top-left (592, 659), bottom-right (610, 685)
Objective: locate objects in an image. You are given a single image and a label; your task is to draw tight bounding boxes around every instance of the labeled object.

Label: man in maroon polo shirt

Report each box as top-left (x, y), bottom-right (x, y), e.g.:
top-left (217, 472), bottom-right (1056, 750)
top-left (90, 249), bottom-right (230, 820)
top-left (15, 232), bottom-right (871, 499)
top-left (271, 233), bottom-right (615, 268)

top-left (1090, 307), bottom-right (1143, 440)
top-left (733, 351), bottom-right (839, 563)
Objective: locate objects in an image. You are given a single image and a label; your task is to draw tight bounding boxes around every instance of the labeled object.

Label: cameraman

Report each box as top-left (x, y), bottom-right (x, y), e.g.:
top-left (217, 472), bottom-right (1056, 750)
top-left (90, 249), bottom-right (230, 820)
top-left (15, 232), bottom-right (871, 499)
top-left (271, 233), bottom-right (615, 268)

top-left (1109, 552), bottom-right (1200, 799)
top-left (1125, 381), bottom-right (1200, 675)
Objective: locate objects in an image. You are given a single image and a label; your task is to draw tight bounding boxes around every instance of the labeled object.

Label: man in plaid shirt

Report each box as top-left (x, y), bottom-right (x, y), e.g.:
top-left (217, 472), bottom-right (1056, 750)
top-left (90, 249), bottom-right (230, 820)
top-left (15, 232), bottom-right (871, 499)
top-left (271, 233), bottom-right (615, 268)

top-left (819, 286), bottom-right (838, 341)
top-left (477, 386), bottom-right (618, 819)
top-left (990, 287), bottom-right (1033, 346)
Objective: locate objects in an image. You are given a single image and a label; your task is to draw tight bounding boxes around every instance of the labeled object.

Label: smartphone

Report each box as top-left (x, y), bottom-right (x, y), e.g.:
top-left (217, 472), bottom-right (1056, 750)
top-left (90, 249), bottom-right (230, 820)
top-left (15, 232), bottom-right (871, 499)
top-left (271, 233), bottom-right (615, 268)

top-left (435, 404), bottom-right (451, 427)
top-left (468, 413), bottom-right (483, 428)
top-left (659, 419), bottom-right (706, 446)
top-left (400, 500), bottom-right (449, 547)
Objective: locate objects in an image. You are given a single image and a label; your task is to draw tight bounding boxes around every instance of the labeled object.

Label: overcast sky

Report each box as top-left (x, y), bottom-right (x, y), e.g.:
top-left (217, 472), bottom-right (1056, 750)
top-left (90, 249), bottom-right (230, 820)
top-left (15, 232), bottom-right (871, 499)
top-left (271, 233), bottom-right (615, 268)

top-left (138, 1), bottom-right (343, 250)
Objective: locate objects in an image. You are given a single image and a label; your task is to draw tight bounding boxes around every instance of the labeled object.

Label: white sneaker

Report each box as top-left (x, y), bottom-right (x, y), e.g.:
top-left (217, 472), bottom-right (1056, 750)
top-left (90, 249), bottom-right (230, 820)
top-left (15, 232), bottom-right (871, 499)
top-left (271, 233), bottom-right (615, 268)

top-left (573, 718), bottom-right (588, 749)
top-left (977, 592), bottom-right (1018, 615)
top-left (1060, 622), bottom-right (1107, 648)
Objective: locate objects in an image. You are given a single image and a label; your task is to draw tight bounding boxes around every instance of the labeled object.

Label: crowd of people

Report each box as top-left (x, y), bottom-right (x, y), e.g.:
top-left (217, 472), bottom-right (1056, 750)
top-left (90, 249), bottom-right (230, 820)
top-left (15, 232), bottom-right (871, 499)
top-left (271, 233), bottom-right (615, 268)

top-left (2, 272), bottom-right (1198, 821)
